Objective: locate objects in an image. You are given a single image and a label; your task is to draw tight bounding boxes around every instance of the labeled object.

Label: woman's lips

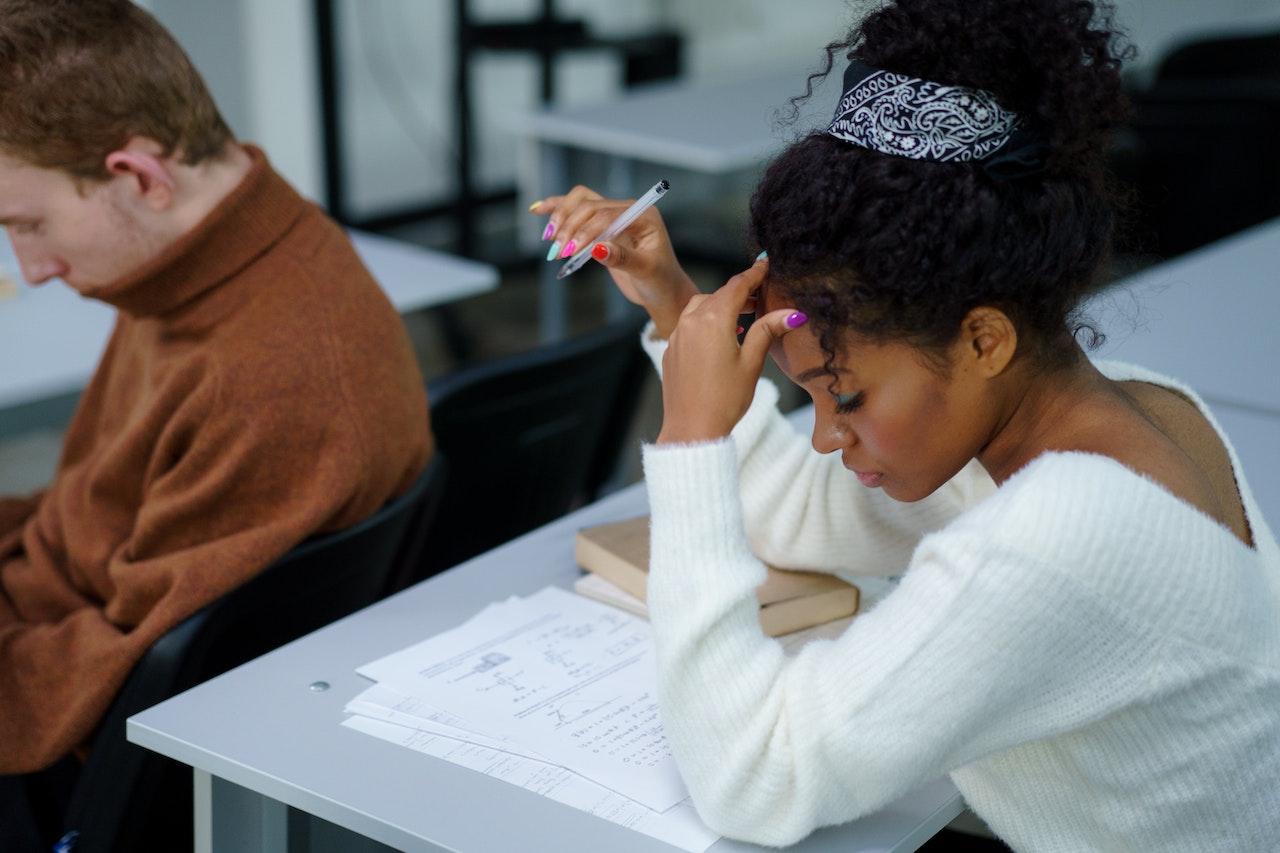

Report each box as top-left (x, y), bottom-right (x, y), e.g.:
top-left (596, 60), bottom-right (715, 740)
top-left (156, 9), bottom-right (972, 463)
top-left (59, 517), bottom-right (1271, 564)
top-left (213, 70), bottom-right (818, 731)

top-left (855, 470), bottom-right (884, 488)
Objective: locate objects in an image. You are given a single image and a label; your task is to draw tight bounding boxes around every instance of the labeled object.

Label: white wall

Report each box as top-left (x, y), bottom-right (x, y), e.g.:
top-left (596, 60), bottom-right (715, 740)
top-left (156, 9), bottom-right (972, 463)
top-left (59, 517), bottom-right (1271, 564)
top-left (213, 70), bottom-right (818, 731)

top-left (142, 0), bottom-right (323, 201)
top-left (239, 1), bottom-right (325, 203)
top-left (143, 0), bottom-right (1280, 221)
top-left (658, 0), bottom-right (855, 79)
top-left (328, 1), bottom-right (629, 217)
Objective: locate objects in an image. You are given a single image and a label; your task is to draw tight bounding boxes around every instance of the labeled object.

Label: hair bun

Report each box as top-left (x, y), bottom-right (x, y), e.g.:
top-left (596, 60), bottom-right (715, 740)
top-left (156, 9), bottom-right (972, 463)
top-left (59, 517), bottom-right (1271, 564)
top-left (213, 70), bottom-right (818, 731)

top-left (852, 0), bottom-right (1132, 176)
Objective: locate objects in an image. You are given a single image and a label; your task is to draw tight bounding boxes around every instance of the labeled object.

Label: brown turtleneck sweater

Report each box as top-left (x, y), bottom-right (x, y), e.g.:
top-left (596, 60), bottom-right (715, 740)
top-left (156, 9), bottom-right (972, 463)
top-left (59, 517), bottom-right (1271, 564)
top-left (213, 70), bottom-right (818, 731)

top-left (0, 146), bottom-right (432, 772)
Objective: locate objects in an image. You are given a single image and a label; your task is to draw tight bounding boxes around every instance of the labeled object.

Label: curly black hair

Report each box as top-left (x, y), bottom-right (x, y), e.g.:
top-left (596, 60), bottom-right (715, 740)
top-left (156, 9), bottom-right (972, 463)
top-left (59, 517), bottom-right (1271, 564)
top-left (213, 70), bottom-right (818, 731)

top-left (750, 0), bottom-right (1134, 373)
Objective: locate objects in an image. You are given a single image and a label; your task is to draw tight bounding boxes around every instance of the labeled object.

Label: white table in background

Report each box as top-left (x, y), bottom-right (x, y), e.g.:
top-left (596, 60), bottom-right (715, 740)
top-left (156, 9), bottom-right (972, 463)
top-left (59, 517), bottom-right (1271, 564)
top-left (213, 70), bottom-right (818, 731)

top-left (516, 65), bottom-right (837, 341)
top-left (128, 470), bottom-right (964, 853)
top-left (1088, 216), bottom-right (1280, 531)
top-left (0, 230), bottom-right (498, 437)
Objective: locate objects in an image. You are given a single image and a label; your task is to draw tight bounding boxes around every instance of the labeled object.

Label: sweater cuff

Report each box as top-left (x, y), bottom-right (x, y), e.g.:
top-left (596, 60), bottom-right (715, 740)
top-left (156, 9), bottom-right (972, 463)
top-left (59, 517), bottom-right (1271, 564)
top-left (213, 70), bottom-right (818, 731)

top-left (640, 319), bottom-right (667, 377)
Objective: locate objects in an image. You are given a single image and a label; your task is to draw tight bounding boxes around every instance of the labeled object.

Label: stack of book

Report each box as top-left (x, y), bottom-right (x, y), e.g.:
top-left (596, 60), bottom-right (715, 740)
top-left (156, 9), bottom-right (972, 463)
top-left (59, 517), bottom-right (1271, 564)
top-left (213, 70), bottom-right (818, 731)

top-left (573, 516), bottom-right (861, 637)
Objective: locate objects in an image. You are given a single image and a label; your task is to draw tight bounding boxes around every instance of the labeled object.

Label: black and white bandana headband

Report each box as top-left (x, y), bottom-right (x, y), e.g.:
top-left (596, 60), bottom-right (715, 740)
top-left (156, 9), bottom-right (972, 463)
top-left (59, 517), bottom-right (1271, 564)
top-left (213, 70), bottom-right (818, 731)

top-left (827, 60), bottom-right (1047, 178)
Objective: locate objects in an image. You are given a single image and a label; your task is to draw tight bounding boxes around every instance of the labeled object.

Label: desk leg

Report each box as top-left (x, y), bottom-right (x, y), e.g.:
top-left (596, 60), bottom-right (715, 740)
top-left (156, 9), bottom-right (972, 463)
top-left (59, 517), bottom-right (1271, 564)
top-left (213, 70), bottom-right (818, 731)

top-left (194, 768), bottom-right (292, 853)
top-left (194, 769), bottom-right (212, 853)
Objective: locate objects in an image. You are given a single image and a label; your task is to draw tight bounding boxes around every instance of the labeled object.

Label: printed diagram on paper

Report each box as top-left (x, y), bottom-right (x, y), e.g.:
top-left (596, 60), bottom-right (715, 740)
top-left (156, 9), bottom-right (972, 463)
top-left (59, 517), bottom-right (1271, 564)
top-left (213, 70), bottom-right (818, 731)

top-left (343, 585), bottom-right (719, 853)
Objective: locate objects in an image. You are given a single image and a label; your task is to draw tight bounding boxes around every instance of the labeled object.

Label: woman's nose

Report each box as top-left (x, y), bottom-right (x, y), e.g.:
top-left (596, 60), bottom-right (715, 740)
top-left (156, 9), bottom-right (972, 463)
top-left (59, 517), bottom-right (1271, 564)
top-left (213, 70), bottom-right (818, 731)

top-left (811, 410), bottom-right (853, 455)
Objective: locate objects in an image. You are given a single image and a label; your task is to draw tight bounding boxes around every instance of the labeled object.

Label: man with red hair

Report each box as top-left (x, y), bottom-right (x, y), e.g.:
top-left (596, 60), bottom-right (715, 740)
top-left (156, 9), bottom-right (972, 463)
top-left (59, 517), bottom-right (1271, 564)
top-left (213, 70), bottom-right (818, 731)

top-left (0, 2), bottom-right (433, 847)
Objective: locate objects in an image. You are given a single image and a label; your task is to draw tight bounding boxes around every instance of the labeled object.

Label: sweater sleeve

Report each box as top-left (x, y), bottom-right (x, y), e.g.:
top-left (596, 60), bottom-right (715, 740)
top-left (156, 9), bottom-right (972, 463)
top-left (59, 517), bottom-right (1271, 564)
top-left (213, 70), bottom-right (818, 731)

top-left (641, 442), bottom-right (1171, 847)
top-left (0, 493), bottom-right (41, 542)
top-left (0, 343), bottom-right (428, 773)
top-left (639, 322), bottom-right (992, 577)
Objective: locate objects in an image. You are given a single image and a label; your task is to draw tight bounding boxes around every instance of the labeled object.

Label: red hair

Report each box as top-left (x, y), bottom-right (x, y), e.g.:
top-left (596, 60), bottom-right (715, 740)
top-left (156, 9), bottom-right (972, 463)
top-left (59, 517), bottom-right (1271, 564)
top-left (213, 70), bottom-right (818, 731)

top-left (0, 0), bottom-right (234, 180)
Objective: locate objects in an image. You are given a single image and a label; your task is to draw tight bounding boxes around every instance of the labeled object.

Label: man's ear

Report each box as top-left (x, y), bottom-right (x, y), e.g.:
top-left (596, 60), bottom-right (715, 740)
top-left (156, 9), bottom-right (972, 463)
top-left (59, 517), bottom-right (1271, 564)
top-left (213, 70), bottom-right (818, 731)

top-left (960, 306), bottom-right (1017, 378)
top-left (104, 138), bottom-right (175, 210)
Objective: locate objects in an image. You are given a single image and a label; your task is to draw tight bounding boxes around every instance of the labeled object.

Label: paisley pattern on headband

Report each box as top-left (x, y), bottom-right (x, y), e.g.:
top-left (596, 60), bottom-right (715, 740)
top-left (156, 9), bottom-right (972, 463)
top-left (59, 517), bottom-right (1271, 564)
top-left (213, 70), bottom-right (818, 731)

top-left (827, 68), bottom-right (1022, 162)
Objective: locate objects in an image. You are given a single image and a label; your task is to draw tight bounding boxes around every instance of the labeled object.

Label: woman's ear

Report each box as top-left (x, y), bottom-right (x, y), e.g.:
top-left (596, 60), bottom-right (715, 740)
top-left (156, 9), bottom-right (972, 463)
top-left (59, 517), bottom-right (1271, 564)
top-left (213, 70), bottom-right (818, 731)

top-left (961, 306), bottom-right (1017, 378)
top-left (104, 138), bottom-right (175, 210)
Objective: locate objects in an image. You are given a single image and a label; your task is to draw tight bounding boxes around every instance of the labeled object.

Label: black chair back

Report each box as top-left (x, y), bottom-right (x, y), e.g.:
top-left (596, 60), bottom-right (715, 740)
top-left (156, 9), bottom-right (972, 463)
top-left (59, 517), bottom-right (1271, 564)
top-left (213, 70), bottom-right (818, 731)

top-left (392, 313), bottom-right (650, 587)
top-left (1156, 29), bottom-right (1280, 82)
top-left (1114, 30), bottom-right (1280, 257)
top-left (59, 455), bottom-right (443, 853)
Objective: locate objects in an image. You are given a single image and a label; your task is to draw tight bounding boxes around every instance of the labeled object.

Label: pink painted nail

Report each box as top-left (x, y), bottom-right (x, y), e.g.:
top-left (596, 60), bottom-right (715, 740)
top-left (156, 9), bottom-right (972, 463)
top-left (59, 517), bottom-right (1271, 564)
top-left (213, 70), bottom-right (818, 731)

top-left (736, 325), bottom-right (745, 335)
top-left (560, 240), bottom-right (576, 258)
top-left (542, 222), bottom-right (555, 241)
top-left (785, 311), bottom-right (808, 329)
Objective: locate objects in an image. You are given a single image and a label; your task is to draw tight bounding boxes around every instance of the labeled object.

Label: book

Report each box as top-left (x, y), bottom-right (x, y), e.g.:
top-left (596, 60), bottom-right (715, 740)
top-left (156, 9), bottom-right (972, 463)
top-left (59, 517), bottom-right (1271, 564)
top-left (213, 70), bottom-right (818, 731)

top-left (573, 516), bottom-right (860, 638)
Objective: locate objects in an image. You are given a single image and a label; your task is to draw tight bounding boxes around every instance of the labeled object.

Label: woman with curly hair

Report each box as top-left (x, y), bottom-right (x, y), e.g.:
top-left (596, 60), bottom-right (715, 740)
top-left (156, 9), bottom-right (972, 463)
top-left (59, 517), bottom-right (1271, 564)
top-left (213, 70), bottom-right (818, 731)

top-left (532, 0), bottom-right (1280, 848)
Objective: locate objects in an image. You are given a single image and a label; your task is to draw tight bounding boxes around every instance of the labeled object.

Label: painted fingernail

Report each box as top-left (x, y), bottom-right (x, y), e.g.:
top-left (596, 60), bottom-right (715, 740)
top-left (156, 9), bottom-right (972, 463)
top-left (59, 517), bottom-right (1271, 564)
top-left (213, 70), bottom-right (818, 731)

top-left (546, 241), bottom-right (562, 261)
top-left (560, 240), bottom-right (576, 258)
top-left (542, 222), bottom-right (555, 241)
top-left (756, 250), bottom-right (769, 261)
top-left (785, 311), bottom-right (807, 329)
top-left (736, 325), bottom-right (745, 335)
top-left (591, 243), bottom-right (609, 261)
top-left (529, 200), bottom-right (544, 212)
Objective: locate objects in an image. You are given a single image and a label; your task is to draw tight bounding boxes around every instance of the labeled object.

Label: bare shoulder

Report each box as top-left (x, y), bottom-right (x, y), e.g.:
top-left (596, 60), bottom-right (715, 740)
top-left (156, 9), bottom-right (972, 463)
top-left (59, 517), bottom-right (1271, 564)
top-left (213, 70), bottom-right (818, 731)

top-left (1115, 381), bottom-right (1252, 546)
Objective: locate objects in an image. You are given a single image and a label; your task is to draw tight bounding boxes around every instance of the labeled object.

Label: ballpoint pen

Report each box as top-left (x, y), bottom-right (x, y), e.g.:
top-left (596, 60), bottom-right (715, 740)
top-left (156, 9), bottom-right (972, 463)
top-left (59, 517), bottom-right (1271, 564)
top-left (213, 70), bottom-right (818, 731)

top-left (556, 179), bottom-right (670, 279)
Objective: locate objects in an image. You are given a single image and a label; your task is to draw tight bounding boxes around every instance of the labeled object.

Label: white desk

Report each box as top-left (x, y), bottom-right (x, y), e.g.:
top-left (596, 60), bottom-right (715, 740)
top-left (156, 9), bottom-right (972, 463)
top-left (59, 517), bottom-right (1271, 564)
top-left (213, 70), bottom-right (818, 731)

top-left (0, 230), bottom-right (498, 437)
top-left (516, 66), bottom-right (837, 341)
top-left (1088, 216), bottom-right (1280, 531)
top-left (128, 476), bottom-right (964, 853)
top-left (1091, 217), bottom-right (1280, 416)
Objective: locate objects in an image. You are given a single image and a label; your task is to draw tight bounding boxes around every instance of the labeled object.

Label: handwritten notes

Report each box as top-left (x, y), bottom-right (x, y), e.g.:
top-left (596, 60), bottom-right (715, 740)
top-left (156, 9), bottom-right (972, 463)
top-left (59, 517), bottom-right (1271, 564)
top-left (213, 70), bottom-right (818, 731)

top-left (344, 585), bottom-right (720, 852)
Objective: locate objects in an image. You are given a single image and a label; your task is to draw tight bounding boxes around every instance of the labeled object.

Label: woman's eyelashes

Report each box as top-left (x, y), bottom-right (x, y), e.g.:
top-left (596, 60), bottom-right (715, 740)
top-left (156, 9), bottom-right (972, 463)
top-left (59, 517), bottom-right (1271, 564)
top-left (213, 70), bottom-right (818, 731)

top-left (834, 391), bottom-right (864, 413)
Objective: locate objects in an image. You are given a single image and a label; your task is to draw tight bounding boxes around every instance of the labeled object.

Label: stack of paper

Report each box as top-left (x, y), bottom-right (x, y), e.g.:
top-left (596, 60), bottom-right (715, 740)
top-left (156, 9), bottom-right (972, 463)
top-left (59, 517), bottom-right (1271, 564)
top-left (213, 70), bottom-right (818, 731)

top-left (343, 585), bottom-right (722, 852)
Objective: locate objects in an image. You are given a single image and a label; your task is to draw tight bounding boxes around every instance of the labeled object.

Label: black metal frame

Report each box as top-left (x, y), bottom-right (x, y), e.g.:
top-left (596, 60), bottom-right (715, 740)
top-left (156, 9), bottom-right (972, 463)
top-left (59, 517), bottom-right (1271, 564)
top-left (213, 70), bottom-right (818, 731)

top-left (312, 0), bottom-right (680, 257)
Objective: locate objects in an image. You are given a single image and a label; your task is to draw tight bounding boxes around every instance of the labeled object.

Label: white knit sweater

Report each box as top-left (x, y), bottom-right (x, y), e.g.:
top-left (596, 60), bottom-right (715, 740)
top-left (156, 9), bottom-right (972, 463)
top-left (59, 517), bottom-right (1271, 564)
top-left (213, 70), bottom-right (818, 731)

top-left (639, 330), bottom-right (1280, 851)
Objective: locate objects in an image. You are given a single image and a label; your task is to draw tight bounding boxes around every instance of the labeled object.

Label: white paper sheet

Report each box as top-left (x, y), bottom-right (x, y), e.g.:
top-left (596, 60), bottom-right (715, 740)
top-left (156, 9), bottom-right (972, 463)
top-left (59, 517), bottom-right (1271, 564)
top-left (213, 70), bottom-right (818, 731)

top-left (346, 683), bottom-right (551, 762)
top-left (341, 715), bottom-right (719, 852)
top-left (345, 586), bottom-right (722, 851)
top-left (356, 586), bottom-right (686, 812)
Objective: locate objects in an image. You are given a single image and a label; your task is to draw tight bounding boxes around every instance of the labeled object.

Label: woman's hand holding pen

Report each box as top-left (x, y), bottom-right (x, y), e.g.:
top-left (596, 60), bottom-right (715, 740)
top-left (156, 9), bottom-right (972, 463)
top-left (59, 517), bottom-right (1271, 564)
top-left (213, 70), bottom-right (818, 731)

top-left (656, 257), bottom-right (807, 445)
top-left (530, 185), bottom-right (698, 338)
